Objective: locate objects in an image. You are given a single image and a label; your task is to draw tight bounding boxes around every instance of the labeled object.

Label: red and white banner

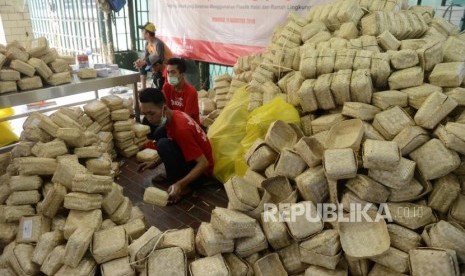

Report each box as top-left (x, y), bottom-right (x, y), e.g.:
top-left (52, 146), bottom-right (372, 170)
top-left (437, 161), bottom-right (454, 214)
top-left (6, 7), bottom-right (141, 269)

top-left (151, 0), bottom-right (330, 65)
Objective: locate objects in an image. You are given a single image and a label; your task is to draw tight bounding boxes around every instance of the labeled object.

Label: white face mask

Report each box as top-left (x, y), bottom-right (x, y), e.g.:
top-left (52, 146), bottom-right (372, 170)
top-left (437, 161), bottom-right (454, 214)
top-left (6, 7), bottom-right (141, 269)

top-left (168, 76), bottom-right (179, 86)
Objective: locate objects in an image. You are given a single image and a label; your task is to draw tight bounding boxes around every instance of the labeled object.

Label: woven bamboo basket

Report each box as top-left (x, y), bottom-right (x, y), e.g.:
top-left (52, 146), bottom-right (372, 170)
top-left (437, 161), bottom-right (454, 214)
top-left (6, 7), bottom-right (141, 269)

top-left (330, 69), bottom-right (352, 106)
top-left (388, 66), bottom-right (424, 90)
top-left (298, 79), bottom-right (318, 112)
top-left (86, 156), bottom-right (111, 175)
top-left (101, 219), bottom-right (117, 230)
top-left (101, 256), bottom-right (135, 276)
top-left (387, 203), bottom-right (436, 230)
top-left (252, 253), bottom-right (287, 276)
top-left (7, 243), bottom-right (40, 276)
top-left (128, 226), bottom-right (163, 271)
top-left (276, 242), bottom-right (308, 274)
top-left (244, 190), bottom-right (273, 220)
top-left (372, 106), bottom-right (415, 140)
top-left (123, 218), bottom-right (146, 240)
top-left (159, 228), bottom-right (195, 259)
top-left (300, 229), bottom-right (342, 270)
top-left (386, 223), bottom-right (422, 253)
top-left (40, 182), bottom-right (66, 218)
top-left (295, 166), bottom-right (329, 204)
top-left (16, 215), bottom-right (51, 244)
top-left (363, 121), bottom-right (385, 141)
top-left (342, 102), bottom-right (381, 121)
top-left (402, 83), bottom-right (441, 109)
top-left (368, 263), bottom-right (408, 276)
top-left (242, 168), bottom-right (266, 189)
top-left (52, 158), bottom-right (89, 189)
top-left (428, 220), bottom-right (465, 263)
top-left (91, 226), bottom-right (128, 264)
top-left (368, 157), bottom-right (416, 189)
top-left (341, 190), bottom-right (379, 213)
top-left (449, 194), bottom-right (465, 227)
top-left (32, 231), bottom-right (64, 266)
top-left (40, 245), bottom-right (65, 276)
top-left (265, 120), bottom-right (299, 152)
top-left (63, 227), bottom-right (94, 268)
top-left (245, 139), bottom-right (278, 172)
top-left (110, 197), bottom-right (132, 225)
top-left (55, 253), bottom-right (97, 276)
top-left (190, 253), bottom-right (229, 276)
top-left (346, 174), bottom-right (390, 204)
top-left (63, 209), bottom-right (102, 239)
top-left (225, 176), bottom-right (260, 212)
top-left (102, 183), bottom-right (125, 215)
top-left (210, 207), bottom-right (256, 239)
top-left (274, 148), bottom-right (307, 180)
top-left (143, 187), bottom-right (169, 207)
top-left (372, 90), bottom-right (409, 110)
top-left (414, 92), bottom-right (458, 129)
top-left (428, 174), bottom-right (461, 213)
top-left (311, 114), bottom-right (345, 134)
top-left (429, 62), bottom-right (465, 88)
top-left (235, 222), bottom-right (268, 257)
top-left (31, 140), bottom-right (68, 158)
top-left (324, 119), bottom-right (364, 151)
top-left (9, 175), bottom-right (42, 191)
top-left (262, 176), bottom-right (293, 204)
top-left (72, 173), bottom-right (112, 194)
top-left (223, 253), bottom-right (253, 276)
top-left (362, 139), bottom-right (401, 171)
top-left (260, 211), bottom-right (292, 251)
top-left (339, 213), bottom-right (390, 259)
top-left (435, 122), bottom-right (465, 155)
top-left (136, 149), bottom-right (159, 163)
top-left (293, 136), bottom-right (324, 167)
top-left (314, 73), bottom-right (336, 110)
top-left (74, 146), bottom-right (103, 159)
top-left (410, 139), bottom-right (461, 180)
top-left (196, 222), bottom-right (234, 257)
top-left (146, 247), bottom-right (186, 276)
top-left (323, 148), bottom-right (357, 180)
top-left (283, 201), bottom-right (323, 241)
top-left (6, 190), bottom-right (41, 206)
top-left (393, 125), bottom-right (430, 156)
top-left (345, 254), bottom-right (370, 276)
top-left (64, 192), bottom-right (102, 211)
top-left (409, 248), bottom-right (460, 276)
top-left (388, 175), bottom-right (431, 202)
top-left (370, 247), bottom-right (409, 273)
top-left (3, 205), bottom-right (35, 223)
top-left (0, 222), bottom-right (17, 245)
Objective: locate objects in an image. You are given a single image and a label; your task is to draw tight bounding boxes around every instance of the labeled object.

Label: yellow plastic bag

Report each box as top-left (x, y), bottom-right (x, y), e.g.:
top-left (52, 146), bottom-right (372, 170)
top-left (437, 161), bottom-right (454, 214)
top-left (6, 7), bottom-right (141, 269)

top-left (0, 108), bottom-right (19, 147)
top-left (208, 87), bottom-right (250, 183)
top-left (236, 96), bottom-right (301, 176)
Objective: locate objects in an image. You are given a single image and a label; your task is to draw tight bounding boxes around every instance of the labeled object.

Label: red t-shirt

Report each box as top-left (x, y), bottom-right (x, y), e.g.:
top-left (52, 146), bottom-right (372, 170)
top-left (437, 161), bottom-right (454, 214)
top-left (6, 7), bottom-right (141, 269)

top-left (166, 110), bottom-right (214, 176)
top-left (162, 82), bottom-right (200, 125)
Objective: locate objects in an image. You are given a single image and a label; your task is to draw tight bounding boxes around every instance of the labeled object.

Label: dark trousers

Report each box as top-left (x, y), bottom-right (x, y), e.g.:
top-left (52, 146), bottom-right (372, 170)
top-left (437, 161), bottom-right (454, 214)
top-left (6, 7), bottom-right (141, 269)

top-left (157, 138), bottom-right (207, 188)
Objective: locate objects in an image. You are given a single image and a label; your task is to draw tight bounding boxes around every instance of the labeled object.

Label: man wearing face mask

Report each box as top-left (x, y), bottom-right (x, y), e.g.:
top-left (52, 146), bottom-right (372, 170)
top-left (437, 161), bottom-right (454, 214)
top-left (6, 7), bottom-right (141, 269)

top-left (162, 57), bottom-right (200, 125)
top-left (137, 88), bottom-right (214, 204)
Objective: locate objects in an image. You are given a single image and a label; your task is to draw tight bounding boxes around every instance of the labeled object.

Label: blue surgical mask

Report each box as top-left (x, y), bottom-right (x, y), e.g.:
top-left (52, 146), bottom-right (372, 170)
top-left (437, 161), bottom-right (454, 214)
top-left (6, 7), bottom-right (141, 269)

top-left (168, 76), bottom-right (179, 86)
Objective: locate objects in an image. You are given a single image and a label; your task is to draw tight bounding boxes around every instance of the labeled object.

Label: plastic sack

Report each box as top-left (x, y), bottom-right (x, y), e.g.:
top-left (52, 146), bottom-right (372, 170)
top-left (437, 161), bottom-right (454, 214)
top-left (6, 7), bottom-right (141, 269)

top-left (0, 108), bottom-right (18, 147)
top-left (208, 87), bottom-right (250, 183)
top-left (237, 96), bottom-right (301, 176)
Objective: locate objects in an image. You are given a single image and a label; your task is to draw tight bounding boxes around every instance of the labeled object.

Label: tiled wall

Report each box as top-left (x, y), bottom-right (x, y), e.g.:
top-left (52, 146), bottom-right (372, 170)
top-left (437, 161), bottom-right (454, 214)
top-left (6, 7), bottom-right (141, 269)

top-left (0, 0), bottom-right (33, 45)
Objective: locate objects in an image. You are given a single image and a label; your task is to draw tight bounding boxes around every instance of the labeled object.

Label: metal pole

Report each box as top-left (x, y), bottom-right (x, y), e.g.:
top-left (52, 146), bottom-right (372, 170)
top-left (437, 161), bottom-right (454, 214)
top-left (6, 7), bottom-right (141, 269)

top-left (104, 12), bottom-right (115, 64)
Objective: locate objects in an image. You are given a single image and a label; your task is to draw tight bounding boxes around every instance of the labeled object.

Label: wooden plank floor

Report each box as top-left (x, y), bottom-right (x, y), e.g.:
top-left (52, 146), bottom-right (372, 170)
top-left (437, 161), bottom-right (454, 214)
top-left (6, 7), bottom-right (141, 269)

top-left (115, 157), bottom-right (228, 232)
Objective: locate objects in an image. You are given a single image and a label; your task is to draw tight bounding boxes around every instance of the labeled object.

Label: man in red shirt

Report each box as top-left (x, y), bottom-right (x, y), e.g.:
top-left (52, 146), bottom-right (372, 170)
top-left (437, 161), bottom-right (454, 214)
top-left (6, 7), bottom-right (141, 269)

top-left (138, 88), bottom-right (214, 204)
top-left (162, 58), bottom-right (201, 125)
